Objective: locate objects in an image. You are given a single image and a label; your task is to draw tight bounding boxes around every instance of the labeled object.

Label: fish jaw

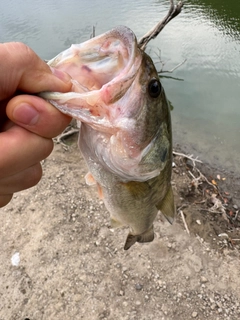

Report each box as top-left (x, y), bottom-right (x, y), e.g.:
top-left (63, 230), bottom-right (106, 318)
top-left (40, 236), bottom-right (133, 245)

top-left (41, 25), bottom-right (142, 129)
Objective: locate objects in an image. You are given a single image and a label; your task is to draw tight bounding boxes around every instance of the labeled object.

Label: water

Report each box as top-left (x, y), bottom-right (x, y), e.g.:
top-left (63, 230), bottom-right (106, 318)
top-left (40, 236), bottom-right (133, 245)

top-left (1, 0), bottom-right (240, 174)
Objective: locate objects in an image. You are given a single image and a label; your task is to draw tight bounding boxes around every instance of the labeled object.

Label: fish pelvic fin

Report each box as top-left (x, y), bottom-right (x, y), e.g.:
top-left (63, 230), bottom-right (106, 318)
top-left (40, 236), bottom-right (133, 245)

top-left (124, 225), bottom-right (154, 250)
top-left (110, 218), bottom-right (123, 228)
top-left (156, 185), bottom-right (175, 224)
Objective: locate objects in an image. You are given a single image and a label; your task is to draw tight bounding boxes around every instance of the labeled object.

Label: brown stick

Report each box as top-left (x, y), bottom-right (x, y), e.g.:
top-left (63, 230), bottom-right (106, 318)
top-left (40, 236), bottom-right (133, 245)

top-left (179, 210), bottom-right (190, 235)
top-left (138, 0), bottom-right (184, 50)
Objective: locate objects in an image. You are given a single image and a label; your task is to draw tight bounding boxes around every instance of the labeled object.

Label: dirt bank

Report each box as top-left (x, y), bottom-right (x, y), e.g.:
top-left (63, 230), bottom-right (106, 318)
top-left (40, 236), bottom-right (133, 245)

top-left (0, 134), bottom-right (239, 320)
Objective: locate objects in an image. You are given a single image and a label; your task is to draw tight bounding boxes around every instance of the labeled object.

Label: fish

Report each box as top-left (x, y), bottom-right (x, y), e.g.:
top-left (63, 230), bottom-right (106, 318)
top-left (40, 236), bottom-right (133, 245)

top-left (41, 25), bottom-right (175, 250)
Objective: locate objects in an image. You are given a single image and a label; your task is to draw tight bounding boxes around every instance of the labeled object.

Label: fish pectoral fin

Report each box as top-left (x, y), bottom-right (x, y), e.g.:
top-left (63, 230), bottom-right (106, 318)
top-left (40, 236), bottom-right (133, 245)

top-left (124, 226), bottom-right (154, 250)
top-left (156, 185), bottom-right (175, 224)
top-left (123, 181), bottom-right (151, 200)
top-left (110, 218), bottom-right (123, 228)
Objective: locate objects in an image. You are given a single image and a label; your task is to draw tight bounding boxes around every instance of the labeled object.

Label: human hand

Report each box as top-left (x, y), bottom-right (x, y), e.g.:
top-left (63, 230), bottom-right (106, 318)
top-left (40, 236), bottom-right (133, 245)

top-left (0, 42), bottom-right (72, 208)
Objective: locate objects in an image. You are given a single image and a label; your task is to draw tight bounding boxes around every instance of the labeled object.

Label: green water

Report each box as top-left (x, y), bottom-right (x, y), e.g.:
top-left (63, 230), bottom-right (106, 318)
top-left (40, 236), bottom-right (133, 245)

top-left (1, 0), bottom-right (240, 174)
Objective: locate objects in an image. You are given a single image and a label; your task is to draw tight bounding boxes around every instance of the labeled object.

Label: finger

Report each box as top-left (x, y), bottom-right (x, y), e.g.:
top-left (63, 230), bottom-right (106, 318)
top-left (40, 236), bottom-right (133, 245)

top-left (0, 119), bottom-right (14, 132)
top-left (0, 163), bottom-right (42, 194)
top-left (0, 97), bottom-right (9, 128)
top-left (0, 125), bottom-right (53, 179)
top-left (6, 95), bottom-right (71, 138)
top-left (0, 42), bottom-right (71, 100)
top-left (0, 194), bottom-right (13, 208)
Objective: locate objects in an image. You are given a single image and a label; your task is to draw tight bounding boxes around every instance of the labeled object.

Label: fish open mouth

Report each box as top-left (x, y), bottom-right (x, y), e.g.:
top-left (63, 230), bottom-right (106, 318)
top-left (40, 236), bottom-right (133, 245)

top-left (40, 26), bottom-right (170, 182)
top-left (41, 26), bottom-right (142, 125)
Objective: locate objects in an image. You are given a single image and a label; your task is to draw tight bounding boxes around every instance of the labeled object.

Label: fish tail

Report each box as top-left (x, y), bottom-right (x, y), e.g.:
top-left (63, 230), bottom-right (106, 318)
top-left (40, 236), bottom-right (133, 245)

top-left (124, 226), bottom-right (154, 250)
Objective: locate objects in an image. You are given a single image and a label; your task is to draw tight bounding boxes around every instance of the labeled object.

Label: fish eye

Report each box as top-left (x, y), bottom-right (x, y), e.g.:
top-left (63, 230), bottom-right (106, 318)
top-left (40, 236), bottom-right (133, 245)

top-left (148, 79), bottom-right (162, 98)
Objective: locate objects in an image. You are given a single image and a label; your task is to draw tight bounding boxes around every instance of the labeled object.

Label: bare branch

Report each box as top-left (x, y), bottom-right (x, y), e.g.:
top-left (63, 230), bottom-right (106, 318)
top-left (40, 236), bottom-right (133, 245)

top-left (195, 167), bottom-right (218, 191)
top-left (160, 58), bottom-right (187, 74)
top-left (154, 49), bottom-right (186, 74)
top-left (173, 151), bottom-right (203, 165)
top-left (138, 0), bottom-right (184, 50)
top-left (53, 125), bottom-right (79, 146)
top-left (90, 26), bottom-right (96, 38)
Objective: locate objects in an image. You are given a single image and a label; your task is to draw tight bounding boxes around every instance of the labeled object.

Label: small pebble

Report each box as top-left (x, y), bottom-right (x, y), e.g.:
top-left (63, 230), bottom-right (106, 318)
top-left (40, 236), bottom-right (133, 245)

top-left (135, 283), bottom-right (143, 291)
top-left (192, 311), bottom-right (198, 318)
top-left (11, 252), bottom-right (20, 266)
top-left (200, 276), bottom-right (208, 283)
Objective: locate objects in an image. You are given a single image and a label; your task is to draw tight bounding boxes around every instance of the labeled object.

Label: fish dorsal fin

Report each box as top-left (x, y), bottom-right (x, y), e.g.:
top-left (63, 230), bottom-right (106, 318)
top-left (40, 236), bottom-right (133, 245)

top-left (156, 185), bottom-right (175, 224)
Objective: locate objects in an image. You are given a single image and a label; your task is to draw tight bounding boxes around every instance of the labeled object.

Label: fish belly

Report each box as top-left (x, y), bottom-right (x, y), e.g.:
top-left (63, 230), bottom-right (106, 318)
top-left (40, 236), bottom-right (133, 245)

top-left (78, 124), bottom-right (158, 237)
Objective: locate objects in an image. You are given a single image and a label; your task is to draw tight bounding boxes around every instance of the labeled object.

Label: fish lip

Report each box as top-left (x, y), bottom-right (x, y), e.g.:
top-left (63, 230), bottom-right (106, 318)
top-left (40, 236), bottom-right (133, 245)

top-left (42, 25), bottom-right (142, 121)
top-left (48, 25), bottom-right (140, 89)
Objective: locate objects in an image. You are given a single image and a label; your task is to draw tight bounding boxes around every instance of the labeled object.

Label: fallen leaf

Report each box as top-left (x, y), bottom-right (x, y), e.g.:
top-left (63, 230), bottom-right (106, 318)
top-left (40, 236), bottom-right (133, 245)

top-left (212, 180), bottom-right (217, 185)
top-left (222, 177), bottom-right (226, 181)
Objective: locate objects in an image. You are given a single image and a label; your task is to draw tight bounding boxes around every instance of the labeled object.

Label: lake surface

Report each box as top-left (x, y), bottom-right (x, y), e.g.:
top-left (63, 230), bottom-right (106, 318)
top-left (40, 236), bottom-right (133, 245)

top-left (1, 0), bottom-right (240, 174)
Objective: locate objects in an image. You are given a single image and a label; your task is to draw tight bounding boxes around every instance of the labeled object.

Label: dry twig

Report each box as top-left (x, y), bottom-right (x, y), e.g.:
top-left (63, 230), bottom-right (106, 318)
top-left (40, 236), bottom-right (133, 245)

top-left (161, 59), bottom-right (187, 74)
top-left (173, 151), bottom-right (203, 166)
top-left (178, 210), bottom-right (190, 235)
top-left (154, 49), bottom-right (186, 74)
top-left (53, 126), bottom-right (79, 146)
top-left (138, 0), bottom-right (184, 50)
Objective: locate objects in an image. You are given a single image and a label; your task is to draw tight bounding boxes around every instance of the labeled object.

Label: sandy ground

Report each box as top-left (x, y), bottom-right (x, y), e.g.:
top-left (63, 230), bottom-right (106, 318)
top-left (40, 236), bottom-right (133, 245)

top-left (0, 133), bottom-right (240, 320)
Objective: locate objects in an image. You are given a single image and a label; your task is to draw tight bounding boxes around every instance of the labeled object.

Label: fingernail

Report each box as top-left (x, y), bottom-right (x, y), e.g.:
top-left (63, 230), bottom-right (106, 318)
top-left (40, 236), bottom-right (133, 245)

top-left (13, 103), bottom-right (39, 126)
top-left (50, 66), bottom-right (71, 83)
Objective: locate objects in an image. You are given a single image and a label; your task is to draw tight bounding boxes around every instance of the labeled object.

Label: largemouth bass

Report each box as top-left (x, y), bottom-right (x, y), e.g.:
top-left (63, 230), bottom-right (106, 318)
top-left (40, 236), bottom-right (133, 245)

top-left (41, 26), bottom-right (175, 250)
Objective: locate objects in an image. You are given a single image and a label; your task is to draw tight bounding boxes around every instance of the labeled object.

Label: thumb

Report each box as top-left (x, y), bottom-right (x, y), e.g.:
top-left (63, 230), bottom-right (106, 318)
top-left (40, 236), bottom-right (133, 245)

top-left (6, 95), bottom-right (72, 138)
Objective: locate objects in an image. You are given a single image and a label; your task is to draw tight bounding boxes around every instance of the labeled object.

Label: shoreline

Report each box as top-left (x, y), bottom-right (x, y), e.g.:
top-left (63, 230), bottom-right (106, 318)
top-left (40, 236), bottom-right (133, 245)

top-left (1, 137), bottom-right (240, 319)
top-left (172, 143), bottom-right (240, 253)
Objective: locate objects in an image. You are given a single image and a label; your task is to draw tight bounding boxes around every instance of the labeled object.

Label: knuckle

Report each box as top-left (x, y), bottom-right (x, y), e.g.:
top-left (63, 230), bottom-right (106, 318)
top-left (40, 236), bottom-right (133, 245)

top-left (5, 42), bottom-right (36, 66)
top-left (14, 42), bottom-right (35, 62)
top-left (26, 163), bottom-right (43, 187)
top-left (42, 139), bottom-right (54, 159)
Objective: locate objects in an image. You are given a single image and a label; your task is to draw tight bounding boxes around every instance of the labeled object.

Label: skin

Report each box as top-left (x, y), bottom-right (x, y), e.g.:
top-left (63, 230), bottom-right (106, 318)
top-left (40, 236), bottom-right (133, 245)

top-left (0, 42), bottom-right (72, 208)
